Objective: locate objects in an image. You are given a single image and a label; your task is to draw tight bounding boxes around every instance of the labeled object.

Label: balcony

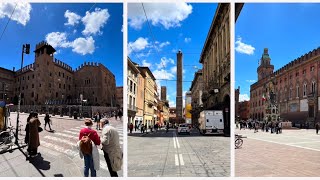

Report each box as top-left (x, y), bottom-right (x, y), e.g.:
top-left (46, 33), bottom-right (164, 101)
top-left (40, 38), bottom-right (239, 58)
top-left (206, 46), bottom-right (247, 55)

top-left (128, 104), bottom-right (137, 111)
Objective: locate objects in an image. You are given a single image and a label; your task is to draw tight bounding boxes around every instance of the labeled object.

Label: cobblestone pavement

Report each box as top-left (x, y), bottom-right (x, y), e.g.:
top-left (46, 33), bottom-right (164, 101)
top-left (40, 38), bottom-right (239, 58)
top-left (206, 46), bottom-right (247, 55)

top-left (0, 112), bottom-right (123, 177)
top-left (235, 128), bottom-right (320, 177)
top-left (128, 128), bottom-right (230, 177)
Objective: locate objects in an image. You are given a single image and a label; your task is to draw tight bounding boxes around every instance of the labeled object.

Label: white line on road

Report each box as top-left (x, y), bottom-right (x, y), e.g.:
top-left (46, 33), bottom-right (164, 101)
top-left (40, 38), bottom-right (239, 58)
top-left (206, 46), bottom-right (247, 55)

top-left (63, 130), bottom-right (79, 135)
top-left (175, 154), bottom-right (179, 166)
top-left (54, 132), bottom-right (78, 140)
top-left (175, 137), bottom-right (180, 149)
top-left (179, 154), bottom-right (184, 166)
top-left (248, 137), bottom-right (320, 152)
top-left (173, 137), bottom-right (176, 148)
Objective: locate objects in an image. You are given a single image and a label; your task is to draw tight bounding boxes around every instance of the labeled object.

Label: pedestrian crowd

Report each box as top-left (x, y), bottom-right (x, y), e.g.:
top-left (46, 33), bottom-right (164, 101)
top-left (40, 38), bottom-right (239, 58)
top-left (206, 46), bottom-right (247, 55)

top-left (22, 111), bottom-right (122, 177)
top-left (237, 120), bottom-right (283, 134)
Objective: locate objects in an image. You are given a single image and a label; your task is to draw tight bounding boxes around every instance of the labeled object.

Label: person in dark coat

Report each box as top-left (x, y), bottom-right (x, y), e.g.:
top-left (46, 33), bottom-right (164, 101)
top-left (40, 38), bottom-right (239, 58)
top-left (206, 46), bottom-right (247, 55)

top-left (28, 113), bottom-right (41, 157)
top-left (316, 122), bottom-right (320, 135)
top-left (44, 113), bottom-right (52, 131)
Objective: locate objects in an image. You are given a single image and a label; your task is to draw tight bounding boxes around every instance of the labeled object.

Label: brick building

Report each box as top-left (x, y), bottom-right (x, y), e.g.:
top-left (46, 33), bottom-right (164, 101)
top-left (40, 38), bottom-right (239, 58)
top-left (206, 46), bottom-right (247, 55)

top-left (190, 70), bottom-right (203, 126)
top-left (4, 41), bottom-right (117, 107)
top-left (0, 67), bottom-right (15, 103)
top-left (250, 47), bottom-right (320, 127)
top-left (116, 86), bottom-right (123, 108)
top-left (239, 100), bottom-right (250, 120)
top-left (235, 86), bottom-right (240, 120)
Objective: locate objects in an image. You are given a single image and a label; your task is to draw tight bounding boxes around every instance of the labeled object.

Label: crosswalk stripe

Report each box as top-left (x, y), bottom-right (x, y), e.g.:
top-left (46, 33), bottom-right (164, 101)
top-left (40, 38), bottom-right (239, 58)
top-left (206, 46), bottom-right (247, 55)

top-left (40, 140), bottom-right (109, 171)
top-left (54, 132), bottom-right (78, 140)
top-left (63, 130), bottom-right (79, 135)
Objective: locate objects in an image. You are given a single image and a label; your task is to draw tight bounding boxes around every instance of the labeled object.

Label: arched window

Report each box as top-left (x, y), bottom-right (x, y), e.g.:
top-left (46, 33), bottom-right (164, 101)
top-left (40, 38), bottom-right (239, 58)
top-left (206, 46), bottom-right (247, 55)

top-left (303, 83), bottom-right (307, 97)
top-left (311, 81), bottom-right (316, 94)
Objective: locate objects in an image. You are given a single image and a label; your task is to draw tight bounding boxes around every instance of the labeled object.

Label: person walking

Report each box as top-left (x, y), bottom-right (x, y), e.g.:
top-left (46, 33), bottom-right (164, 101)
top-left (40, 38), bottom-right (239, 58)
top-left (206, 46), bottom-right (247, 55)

top-left (101, 119), bottom-right (123, 177)
top-left (44, 113), bottom-right (52, 131)
top-left (141, 124), bottom-right (144, 133)
top-left (134, 124), bottom-right (137, 132)
top-left (28, 113), bottom-right (41, 158)
top-left (118, 109), bottom-right (123, 121)
top-left (316, 122), bottom-right (319, 135)
top-left (129, 123), bottom-right (133, 134)
top-left (78, 119), bottom-right (101, 177)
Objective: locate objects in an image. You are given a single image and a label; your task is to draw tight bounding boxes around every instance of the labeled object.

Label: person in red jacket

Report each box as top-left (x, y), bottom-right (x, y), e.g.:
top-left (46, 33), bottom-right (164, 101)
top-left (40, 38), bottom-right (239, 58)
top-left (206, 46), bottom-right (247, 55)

top-left (78, 119), bottom-right (101, 177)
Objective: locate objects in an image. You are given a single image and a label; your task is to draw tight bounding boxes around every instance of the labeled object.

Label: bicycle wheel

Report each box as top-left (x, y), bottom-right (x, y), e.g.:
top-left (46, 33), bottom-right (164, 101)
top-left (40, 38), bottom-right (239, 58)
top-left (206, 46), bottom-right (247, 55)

top-left (235, 138), bottom-right (243, 149)
top-left (0, 131), bottom-right (10, 146)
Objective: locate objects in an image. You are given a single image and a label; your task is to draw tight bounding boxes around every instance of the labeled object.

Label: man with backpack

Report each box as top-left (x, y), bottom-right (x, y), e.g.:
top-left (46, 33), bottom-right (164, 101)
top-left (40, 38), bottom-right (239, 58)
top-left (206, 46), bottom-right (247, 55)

top-left (78, 119), bottom-right (101, 177)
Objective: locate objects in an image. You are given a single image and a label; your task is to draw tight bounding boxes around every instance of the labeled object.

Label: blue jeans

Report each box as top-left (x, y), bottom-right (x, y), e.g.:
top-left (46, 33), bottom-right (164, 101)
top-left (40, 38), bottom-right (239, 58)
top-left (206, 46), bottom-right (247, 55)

top-left (84, 154), bottom-right (96, 177)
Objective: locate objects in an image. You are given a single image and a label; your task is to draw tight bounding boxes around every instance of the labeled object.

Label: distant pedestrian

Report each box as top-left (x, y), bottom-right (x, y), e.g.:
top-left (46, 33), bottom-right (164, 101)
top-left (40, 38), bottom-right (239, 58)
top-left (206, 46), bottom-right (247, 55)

top-left (316, 122), bottom-right (319, 135)
top-left (117, 109), bottom-right (123, 121)
top-left (140, 124), bottom-right (144, 133)
top-left (134, 124), bottom-right (137, 132)
top-left (129, 123), bottom-right (133, 133)
top-left (28, 113), bottom-right (41, 158)
top-left (94, 112), bottom-right (101, 130)
top-left (44, 113), bottom-right (52, 131)
top-left (78, 119), bottom-right (101, 177)
top-left (101, 119), bottom-right (123, 177)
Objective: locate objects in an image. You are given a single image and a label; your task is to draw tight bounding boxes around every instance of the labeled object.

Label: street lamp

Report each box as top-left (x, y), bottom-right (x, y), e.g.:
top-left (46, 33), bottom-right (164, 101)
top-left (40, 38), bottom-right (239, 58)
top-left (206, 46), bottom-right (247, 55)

top-left (16, 44), bottom-right (30, 144)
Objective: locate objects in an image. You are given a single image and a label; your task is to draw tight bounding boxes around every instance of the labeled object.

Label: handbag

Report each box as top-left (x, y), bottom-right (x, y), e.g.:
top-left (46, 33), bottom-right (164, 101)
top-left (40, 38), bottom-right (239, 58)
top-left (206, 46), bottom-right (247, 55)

top-left (38, 126), bottom-right (43, 132)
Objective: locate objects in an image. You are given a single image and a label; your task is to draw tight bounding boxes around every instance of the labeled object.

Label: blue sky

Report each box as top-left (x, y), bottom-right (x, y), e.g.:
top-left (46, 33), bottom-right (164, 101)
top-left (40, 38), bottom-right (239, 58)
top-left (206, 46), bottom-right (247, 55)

top-left (236, 3), bottom-right (320, 102)
top-left (128, 2), bottom-right (217, 107)
top-left (0, 2), bottom-right (123, 86)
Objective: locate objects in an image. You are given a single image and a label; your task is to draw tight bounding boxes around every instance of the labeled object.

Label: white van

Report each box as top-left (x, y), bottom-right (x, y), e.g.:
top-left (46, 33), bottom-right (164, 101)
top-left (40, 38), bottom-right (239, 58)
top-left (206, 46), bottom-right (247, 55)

top-left (198, 110), bottom-right (224, 135)
top-left (177, 123), bottom-right (191, 135)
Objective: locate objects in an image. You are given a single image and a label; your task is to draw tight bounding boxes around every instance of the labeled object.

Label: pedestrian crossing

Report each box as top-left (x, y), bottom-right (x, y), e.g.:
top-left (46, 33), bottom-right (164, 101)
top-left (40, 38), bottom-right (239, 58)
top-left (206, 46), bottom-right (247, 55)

top-left (38, 123), bottom-right (124, 173)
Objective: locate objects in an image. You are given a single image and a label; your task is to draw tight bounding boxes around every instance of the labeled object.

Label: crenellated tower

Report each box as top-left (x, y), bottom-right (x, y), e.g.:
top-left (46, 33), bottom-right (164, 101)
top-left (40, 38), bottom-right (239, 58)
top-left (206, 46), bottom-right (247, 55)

top-left (257, 48), bottom-right (274, 80)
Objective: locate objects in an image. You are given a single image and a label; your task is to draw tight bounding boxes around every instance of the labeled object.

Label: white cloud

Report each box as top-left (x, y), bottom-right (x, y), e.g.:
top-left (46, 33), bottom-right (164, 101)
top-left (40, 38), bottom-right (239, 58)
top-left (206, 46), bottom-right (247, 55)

top-left (159, 41), bottom-right (170, 48)
top-left (0, 2), bottom-right (31, 26)
top-left (246, 80), bottom-right (256, 83)
top-left (153, 69), bottom-right (175, 80)
top-left (170, 66), bottom-right (177, 74)
top-left (239, 94), bottom-right (250, 102)
top-left (45, 32), bottom-right (95, 55)
top-left (169, 101), bottom-right (176, 108)
top-left (142, 60), bottom-right (152, 67)
top-left (64, 10), bottom-right (81, 26)
top-left (128, 37), bottom-right (149, 55)
top-left (184, 37), bottom-right (191, 43)
top-left (82, 8), bottom-right (110, 36)
top-left (45, 32), bottom-right (70, 48)
top-left (70, 36), bottom-right (95, 55)
top-left (235, 37), bottom-right (255, 55)
top-left (156, 57), bottom-right (175, 69)
top-left (128, 2), bottom-right (192, 30)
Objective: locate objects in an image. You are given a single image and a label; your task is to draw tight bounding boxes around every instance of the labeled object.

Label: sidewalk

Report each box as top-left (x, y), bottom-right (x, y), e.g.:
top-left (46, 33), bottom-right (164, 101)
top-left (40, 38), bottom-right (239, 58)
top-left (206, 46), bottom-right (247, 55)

top-left (0, 145), bottom-right (82, 177)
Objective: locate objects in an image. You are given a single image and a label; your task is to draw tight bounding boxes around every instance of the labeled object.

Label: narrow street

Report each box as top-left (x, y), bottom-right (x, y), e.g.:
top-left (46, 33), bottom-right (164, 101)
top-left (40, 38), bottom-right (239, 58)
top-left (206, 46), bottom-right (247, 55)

top-left (0, 112), bottom-right (123, 177)
top-left (128, 128), bottom-right (230, 177)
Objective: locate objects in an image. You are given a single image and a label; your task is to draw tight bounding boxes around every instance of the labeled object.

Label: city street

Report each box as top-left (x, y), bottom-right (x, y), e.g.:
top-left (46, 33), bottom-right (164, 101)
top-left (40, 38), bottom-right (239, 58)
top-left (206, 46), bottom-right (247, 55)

top-left (128, 128), bottom-right (230, 177)
top-left (0, 112), bottom-right (123, 177)
top-left (235, 128), bottom-right (320, 177)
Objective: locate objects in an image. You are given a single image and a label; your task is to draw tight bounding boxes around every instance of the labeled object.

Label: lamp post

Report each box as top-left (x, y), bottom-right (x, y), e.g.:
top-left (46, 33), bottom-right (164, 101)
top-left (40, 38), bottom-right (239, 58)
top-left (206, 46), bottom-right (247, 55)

top-left (16, 44), bottom-right (30, 144)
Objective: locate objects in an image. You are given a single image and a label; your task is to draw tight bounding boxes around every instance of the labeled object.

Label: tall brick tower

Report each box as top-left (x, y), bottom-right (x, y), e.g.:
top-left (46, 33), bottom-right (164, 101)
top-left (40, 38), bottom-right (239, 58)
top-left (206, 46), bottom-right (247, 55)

top-left (161, 86), bottom-right (167, 101)
top-left (176, 50), bottom-right (183, 120)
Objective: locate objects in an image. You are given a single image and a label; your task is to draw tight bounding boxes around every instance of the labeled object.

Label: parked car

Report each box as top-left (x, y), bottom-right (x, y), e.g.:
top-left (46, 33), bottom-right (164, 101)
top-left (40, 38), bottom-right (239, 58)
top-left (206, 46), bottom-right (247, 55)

top-left (177, 123), bottom-right (191, 135)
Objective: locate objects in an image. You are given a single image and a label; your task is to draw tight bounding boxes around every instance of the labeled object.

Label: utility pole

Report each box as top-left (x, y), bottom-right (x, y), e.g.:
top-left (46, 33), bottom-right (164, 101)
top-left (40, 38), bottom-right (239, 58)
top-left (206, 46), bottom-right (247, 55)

top-left (16, 44), bottom-right (30, 145)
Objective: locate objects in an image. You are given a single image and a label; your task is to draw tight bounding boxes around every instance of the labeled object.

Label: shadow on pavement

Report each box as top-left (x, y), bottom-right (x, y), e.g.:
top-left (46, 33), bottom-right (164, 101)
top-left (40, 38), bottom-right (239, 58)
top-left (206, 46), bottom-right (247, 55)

top-left (128, 129), bottom-right (230, 138)
top-left (18, 147), bottom-right (51, 177)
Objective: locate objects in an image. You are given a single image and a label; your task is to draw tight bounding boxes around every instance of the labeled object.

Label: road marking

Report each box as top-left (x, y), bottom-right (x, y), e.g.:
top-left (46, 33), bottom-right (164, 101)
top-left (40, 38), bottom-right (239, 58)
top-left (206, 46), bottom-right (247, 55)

top-left (175, 137), bottom-right (180, 148)
top-left (248, 137), bottom-right (320, 152)
top-left (179, 154), bottom-right (185, 166)
top-left (63, 130), bottom-right (79, 135)
top-left (40, 140), bottom-right (109, 171)
top-left (173, 137), bottom-right (176, 148)
top-left (54, 132), bottom-right (78, 140)
top-left (175, 154), bottom-right (179, 166)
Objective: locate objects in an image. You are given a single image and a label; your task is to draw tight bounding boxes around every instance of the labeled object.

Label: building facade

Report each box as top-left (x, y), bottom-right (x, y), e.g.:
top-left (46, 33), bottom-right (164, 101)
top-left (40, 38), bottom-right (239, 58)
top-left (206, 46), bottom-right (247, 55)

top-left (9, 41), bottom-right (117, 107)
top-left (0, 67), bottom-right (15, 103)
top-left (190, 70), bottom-right (203, 126)
top-left (199, 3), bottom-right (230, 135)
top-left (250, 47), bottom-right (320, 127)
top-left (235, 86), bottom-right (240, 120)
top-left (185, 91), bottom-right (192, 124)
top-left (138, 67), bottom-right (157, 128)
top-left (239, 100), bottom-right (250, 120)
top-left (127, 58), bottom-right (139, 125)
top-left (116, 86), bottom-right (123, 108)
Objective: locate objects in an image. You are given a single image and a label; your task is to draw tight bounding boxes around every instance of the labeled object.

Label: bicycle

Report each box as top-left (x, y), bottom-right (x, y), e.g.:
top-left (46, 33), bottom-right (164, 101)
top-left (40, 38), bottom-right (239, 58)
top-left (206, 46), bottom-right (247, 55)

top-left (235, 134), bottom-right (246, 149)
top-left (0, 125), bottom-right (16, 151)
